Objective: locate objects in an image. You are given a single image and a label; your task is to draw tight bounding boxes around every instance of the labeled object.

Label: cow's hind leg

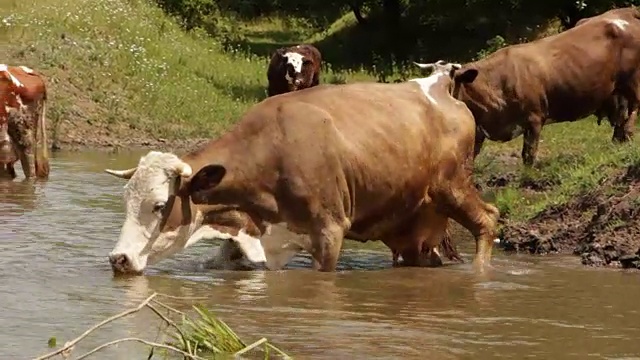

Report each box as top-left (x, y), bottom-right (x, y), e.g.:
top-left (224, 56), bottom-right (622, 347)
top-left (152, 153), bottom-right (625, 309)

top-left (435, 180), bottom-right (500, 270)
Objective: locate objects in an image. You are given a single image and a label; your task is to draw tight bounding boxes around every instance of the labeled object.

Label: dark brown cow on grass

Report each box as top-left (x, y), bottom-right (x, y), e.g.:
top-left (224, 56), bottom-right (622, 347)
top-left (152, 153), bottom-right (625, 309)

top-left (104, 61), bottom-right (499, 276)
top-left (0, 64), bottom-right (50, 179)
top-left (416, 7), bottom-right (640, 166)
top-left (267, 44), bottom-right (322, 97)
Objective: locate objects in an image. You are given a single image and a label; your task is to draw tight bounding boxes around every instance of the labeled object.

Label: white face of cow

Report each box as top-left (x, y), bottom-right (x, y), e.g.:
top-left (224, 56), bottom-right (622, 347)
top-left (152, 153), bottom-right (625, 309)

top-left (105, 151), bottom-right (286, 275)
top-left (105, 151), bottom-right (194, 274)
top-left (283, 52), bottom-right (305, 86)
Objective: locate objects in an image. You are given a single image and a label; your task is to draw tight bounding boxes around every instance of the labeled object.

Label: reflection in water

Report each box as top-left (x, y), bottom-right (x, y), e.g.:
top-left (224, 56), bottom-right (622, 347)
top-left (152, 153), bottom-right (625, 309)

top-left (2, 150), bottom-right (640, 359)
top-left (0, 178), bottom-right (41, 215)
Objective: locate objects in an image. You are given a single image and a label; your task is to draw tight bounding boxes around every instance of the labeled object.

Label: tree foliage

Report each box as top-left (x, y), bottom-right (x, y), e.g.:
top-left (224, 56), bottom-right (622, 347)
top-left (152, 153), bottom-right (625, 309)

top-left (154, 0), bottom-right (640, 76)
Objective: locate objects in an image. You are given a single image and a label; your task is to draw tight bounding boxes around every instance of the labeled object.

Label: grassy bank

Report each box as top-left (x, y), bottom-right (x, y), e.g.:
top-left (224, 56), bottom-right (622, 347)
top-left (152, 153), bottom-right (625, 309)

top-left (0, 0), bottom-right (387, 149)
top-left (474, 120), bottom-right (640, 223)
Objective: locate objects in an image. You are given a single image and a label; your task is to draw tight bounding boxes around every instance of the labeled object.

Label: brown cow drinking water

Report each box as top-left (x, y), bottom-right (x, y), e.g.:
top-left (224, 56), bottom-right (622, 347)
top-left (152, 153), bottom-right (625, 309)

top-left (266, 44), bottom-right (322, 97)
top-left (0, 64), bottom-right (50, 179)
top-left (415, 7), bottom-right (640, 167)
top-left (105, 61), bottom-right (499, 276)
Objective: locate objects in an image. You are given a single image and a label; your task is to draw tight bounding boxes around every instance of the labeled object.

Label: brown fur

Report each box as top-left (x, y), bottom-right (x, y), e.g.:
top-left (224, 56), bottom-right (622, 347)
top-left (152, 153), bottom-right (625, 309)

top-left (445, 7), bottom-right (640, 166)
top-left (168, 67), bottom-right (499, 272)
top-left (0, 65), bottom-right (49, 179)
top-left (267, 44), bottom-right (322, 97)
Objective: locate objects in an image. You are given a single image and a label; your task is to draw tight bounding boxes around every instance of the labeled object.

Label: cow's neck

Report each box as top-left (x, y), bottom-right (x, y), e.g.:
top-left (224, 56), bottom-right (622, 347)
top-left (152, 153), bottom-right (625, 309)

top-left (179, 124), bottom-right (280, 224)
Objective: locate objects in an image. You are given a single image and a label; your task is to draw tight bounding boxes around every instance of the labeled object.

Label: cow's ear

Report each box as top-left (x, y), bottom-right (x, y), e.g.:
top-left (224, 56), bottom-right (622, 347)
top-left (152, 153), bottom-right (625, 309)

top-left (188, 164), bottom-right (227, 201)
top-left (455, 69), bottom-right (478, 84)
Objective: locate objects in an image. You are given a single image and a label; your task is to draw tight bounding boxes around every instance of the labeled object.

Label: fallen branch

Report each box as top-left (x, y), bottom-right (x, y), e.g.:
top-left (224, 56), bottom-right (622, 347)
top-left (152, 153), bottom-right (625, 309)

top-left (33, 293), bottom-right (158, 360)
top-left (32, 291), bottom-right (292, 360)
top-left (74, 337), bottom-right (207, 360)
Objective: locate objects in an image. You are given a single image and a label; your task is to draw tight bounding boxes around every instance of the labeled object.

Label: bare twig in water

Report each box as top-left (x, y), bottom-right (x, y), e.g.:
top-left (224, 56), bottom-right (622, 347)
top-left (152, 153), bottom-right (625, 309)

top-left (32, 291), bottom-right (292, 360)
top-left (33, 293), bottom-right (158, 360)
top-left (155, 293), bottom-right (209, 300)
top-left (146, 303), bottom-right (187, 340)
top-left (151, 298), bottom-right (187, 316)
top-left (74, 337), bottom-right (207, 360)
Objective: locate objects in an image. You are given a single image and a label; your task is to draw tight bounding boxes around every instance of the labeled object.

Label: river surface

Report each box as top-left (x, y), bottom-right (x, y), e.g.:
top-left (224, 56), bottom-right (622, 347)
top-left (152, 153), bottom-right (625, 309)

top-left (2, 150), bottom-right (640, 360)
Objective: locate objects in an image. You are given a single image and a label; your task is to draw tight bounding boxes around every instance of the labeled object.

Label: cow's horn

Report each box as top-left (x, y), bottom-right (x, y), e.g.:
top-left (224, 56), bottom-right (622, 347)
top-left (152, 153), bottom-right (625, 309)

top-left (413, 61), bottom-right (434, 69)
top-left (175, 162), bottom-right (193, 177)
top-left (105, 167), bottom-right (137, 179)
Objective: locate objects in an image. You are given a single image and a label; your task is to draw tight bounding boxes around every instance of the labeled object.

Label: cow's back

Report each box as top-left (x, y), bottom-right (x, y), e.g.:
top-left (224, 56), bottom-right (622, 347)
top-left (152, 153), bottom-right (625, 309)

top-left (264, 82), bottom-right (472, 163)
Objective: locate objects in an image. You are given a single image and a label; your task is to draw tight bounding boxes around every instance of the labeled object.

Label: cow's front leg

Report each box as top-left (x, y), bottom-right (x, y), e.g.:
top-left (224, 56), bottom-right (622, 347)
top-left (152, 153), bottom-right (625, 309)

top-left (7, 109), bottom-right (36, 178)
top-left (521, 119), bottom-right (542, 167)
top-left (612, 109), bottom-right (636, 143)
top-left (473, 127), bottom-right (487, 159)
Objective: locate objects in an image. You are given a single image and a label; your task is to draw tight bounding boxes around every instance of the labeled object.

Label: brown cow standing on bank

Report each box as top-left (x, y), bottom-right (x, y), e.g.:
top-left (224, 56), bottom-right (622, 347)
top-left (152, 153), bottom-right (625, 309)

top-left (0, 64), bottom-right (50, 179)
top-left (577, 9), bottom-right (640, 138)
top-left (266, 44), bottom-right (322, 97)
top-left (416, 7), bottom-right (640, 166)
top-left (104, 61), bottom-right (499, 276)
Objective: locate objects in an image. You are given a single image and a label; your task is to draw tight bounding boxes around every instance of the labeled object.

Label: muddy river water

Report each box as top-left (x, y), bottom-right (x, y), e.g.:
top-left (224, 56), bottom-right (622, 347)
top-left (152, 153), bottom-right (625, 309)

top-left (1, 150), bottom-right (640, 359)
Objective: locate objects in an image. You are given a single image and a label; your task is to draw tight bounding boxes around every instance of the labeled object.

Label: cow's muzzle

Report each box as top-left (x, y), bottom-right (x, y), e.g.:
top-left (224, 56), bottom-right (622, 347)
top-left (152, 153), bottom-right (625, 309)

top-left (108, 253), bottom-right (142, 276)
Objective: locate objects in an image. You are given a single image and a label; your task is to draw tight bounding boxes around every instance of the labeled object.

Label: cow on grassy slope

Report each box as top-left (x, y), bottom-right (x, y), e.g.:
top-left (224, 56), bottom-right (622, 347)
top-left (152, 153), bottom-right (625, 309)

top-left (104, 61), bottom-right (498, 276)
top-left (266, 44), bottom-right (322, 97)
top-left (416, 7), bottom-right (640, 167)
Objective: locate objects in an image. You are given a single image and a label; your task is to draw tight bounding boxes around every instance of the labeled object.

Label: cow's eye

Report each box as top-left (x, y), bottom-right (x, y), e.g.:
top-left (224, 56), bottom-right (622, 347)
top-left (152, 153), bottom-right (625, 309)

top-left (153, 202), bottom-right (166, 213)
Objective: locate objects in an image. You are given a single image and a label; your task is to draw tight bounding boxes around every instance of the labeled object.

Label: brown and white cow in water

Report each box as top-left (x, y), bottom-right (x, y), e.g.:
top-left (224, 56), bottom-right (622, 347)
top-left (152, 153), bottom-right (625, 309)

top-left (266, 44), bottom-right (322, 97)
top-left (416, 7), bottom-right (640, 166)
top-left (104, 60), bottom-right (499, 276)
top-left (0, 64), bottom-right (49, 179)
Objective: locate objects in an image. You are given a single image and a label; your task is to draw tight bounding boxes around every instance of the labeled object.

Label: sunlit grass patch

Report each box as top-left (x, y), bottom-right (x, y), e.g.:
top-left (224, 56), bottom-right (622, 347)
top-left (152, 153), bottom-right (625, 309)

top-left (475, 116), bottom-right (640, 222)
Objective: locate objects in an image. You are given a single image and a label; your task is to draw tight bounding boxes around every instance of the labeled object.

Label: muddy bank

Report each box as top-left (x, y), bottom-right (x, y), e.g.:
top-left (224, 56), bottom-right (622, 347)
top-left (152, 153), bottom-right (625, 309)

top-left (49, 117), bottom-right (211, 153)
top-left (499, 164), bottom-right (640, 270)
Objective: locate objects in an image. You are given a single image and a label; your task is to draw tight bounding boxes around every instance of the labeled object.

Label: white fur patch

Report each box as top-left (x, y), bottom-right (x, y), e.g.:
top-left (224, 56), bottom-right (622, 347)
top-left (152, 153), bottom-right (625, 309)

top-left (187, 225), bottom-right (267, 264)
top-left (284, 52), bottom-right (304, 73)
top-left (610, 19), bottom-right (629, 30)
top-left (0, 64), bottom-right (23, 88)
top-left (409, 72), bottom-right (447, 104)
top-left (18, 66), bottom-right (33, 74)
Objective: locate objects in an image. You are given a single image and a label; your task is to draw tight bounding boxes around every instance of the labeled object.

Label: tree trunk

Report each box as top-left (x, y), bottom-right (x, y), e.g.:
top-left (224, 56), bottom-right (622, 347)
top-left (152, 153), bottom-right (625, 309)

top-left (349, 2), bottom-right (368, 26)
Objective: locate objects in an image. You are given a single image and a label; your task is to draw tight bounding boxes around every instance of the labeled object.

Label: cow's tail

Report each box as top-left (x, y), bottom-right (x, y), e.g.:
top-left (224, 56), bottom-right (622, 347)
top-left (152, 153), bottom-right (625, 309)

top-left (439, 221), bottom-right (465, 263)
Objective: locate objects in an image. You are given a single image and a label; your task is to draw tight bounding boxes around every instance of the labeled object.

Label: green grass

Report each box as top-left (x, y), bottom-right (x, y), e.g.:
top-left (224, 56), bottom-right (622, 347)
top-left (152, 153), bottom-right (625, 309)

top-left (171, 304), bottom-right (291, 358)
top-left (0, 0), bottom-right (386, 142)
top-left (474, 117), bottom-right (640, 222)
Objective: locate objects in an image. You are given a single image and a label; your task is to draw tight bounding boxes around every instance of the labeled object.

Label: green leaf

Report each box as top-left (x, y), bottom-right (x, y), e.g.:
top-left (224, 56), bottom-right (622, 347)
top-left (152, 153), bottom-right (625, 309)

top-left (47, 337), bottom-right (57, 348)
